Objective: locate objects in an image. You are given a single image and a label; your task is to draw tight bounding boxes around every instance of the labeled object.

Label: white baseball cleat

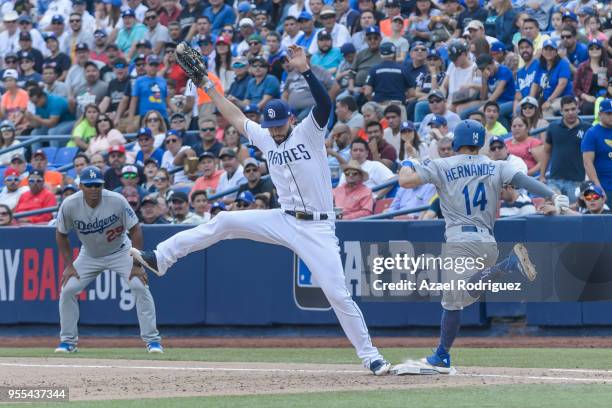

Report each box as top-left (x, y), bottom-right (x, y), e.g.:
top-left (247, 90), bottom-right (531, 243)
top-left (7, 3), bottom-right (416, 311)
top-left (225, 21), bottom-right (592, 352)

top-left (512, 243), bottom-right (537, 282)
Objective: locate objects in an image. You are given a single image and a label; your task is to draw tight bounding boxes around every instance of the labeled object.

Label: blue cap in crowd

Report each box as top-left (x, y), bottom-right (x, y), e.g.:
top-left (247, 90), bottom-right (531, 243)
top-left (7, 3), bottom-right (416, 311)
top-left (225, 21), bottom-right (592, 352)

top-left (380, 42), bottom-right (396, 56)
top-left (261, 100), bottom-right (290, 128)
top-left (236, 191), bottom-right (255, 204)
top-left (600, 99), bottom-right (612, 113)
top-left (517, 37), bottom-right (533, 47)
top-left (340, 42), bottom-right (356, 55)
top-left (238, 1), bottom-right (253, 13)
top-left (94, 29), bottom-right (107, 38)
top-left (430, 115), bottom-right (448, 127)
top-left (410, 41), bottom-right (426, 50)
top-left (427, 48), bottom-right (441, 59)
top-left (365, 26), bottom-right (380, 36)
top-left (542, 39), bottom-right (557, 50)
top-left (80, 166), bottom-right (104, 185)
top-left (137, 127), bottom-right (153, 138)
top-left (166, 129), bottom-right (182, 138)
top-left (121, 9), bottom-right (136, 18)
top-left (489, 136), bottom-right (506, 147)
top-left (491, 41), bottom-right (505, 53)
top-left (243, 104), bottom-right (260, 114)
top-left (62, 184), bottom-right (78, 193)
top-left (562, 10), bottom-right (578, 22)
top-left (400, 121), bottom-right (415, 132)
top-left (51, 15), bottom-right (64, 24)
top-left (584, 184), bottom-right (605, 197)
top-left (588, 39), bottom-right (604, 49)
top-left (211, 201), bottom-right (227, 211)
top-left (298, 11), bottom-right (313, 21)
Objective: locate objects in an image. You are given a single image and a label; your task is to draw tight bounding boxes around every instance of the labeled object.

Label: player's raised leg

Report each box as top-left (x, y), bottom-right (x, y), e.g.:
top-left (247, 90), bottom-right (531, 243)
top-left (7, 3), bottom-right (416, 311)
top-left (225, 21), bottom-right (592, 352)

top-left (292, 219), bottom-right (390, 375)
top-left (131, 209), bottom-right (291, 276)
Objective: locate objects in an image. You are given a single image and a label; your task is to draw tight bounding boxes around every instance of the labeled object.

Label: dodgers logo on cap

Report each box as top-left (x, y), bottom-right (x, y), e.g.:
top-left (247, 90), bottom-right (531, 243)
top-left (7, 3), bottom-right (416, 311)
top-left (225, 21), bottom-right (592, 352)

top-left (80, 166), bottom-right (104, 185)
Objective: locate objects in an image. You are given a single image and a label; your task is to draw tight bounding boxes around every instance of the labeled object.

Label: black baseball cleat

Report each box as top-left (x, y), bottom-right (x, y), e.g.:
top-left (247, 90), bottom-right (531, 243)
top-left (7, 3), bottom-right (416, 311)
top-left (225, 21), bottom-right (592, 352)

top-left (130, 248), bottom-right (166, 277)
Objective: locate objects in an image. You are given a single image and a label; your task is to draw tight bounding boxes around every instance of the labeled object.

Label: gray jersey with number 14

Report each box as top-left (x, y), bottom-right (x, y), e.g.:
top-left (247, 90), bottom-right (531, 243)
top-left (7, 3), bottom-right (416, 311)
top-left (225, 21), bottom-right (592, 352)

top-left (56, 190), bottom-right (139, 258)
top-left (415, 154), bottom-right (518, 232)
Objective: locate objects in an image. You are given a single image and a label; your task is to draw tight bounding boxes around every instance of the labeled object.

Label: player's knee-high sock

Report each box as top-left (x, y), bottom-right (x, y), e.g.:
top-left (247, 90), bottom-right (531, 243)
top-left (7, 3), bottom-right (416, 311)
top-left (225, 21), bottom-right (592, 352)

top-left (438, 309), bottom-right (461, 355)
top-left (465, 256), bottom-right (514, 298)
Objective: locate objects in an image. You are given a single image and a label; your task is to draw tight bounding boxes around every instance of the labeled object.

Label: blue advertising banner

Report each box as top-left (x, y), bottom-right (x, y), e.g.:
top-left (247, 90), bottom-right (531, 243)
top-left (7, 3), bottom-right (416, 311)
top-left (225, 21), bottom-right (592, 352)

top-left (1, 216), bottom-right (611, 328)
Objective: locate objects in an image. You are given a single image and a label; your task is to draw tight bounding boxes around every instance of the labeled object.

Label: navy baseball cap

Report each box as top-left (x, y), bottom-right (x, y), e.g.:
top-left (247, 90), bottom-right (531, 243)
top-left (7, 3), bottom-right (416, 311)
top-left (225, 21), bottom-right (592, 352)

top-left (517, 37), bottom-right (533, 47)
top-left (380, 42), bottom-right (396, 55)
top-left (51, 15), bottom-right (64, 24)
top-left (137, 127), bottom-right (153, 138)
top-left (365, 26), bottom-right (380, 36)
top-left (317, 30), bottom-right (332, 41)
top-left (489, 136), bottom-right (506, 147)
top-left (62, 184), bottom-right (78, 193)
top-left (94, 29), bottom-right (107, 38)
top-left (600, 99), bottom-right (612, 113)
top-left (75, 42), bottom-right (89, 52)
top-left (261, 100), bottom-right (290, 128)
top-left (169, 191), bottom-right (189, 203)
top-left (80, 166), bottom-right (104, 185)
top-left (236, 191), bottom-right (255, 204)
top-left (584, 185), bottom-right (605, 196)
top-left (400, 121), bottom-right (415, 132)
top-left (122, 9), bottom-right (136, 18)
top-left (45, 33), bottom-right (58, 42)
top-left (166, 129), bottom-right (182, 138)
top-left (340, 42), bottom-right (356, 55)
top-left (410, 41), bottom-right (427, 50)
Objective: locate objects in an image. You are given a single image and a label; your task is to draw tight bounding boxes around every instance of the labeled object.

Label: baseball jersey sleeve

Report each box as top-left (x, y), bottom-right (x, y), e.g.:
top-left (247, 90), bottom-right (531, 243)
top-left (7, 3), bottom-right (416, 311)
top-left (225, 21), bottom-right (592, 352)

top-left (414, 159), bottom-right (442, 188)
top-left (244, 119), bottom-right (272, 151)
top-left (300, 111), bottom-right (327, 148)
top-left (119, 195), bottom-right (139, 230)
top-left (55, 200), bottom-right (72, 234)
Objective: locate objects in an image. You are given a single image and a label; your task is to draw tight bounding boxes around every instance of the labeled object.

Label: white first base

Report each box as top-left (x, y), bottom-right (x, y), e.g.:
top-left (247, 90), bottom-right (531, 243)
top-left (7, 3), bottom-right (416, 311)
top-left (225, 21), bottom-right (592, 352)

top-left (391, 359), bottom-right (457, 376)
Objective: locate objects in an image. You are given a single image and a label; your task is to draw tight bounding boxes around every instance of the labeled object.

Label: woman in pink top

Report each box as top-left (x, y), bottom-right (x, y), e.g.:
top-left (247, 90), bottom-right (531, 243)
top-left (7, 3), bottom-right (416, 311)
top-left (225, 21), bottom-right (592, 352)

top-left (86, 113), bottom-right (126, 156)
top-left (505, 116), bottom-right (543, 176)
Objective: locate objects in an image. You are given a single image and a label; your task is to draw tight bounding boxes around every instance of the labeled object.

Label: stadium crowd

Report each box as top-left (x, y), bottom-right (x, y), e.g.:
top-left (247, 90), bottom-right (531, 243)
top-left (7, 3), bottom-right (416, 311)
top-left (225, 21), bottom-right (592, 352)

top-left (0, 0), bottom-right (610, 226)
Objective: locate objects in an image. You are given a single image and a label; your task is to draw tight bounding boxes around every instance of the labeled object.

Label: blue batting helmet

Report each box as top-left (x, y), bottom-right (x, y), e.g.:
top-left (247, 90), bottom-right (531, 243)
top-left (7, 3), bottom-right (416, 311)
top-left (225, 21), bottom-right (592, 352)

top-left (451, 119), bottom-right (486, 152)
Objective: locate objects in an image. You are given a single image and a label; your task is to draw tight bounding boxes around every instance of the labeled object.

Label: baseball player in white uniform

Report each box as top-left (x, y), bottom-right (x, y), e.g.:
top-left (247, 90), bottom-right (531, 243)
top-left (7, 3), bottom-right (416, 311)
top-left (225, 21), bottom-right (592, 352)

top-left (55, 166), bottom-right (162, 354)
top-left (132, 45), bottom-right (391, 375)
top-left (398, 119), bottom-right (568, 373)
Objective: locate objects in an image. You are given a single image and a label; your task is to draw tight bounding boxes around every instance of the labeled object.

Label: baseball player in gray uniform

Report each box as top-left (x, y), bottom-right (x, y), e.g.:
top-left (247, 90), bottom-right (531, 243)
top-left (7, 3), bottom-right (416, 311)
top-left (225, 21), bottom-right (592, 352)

top-left (132, 45), bottom-right (391, 375)
top-left (54, 166), bottom-right (162, 354)
top-left (398, 119), bottom-right (569, 373)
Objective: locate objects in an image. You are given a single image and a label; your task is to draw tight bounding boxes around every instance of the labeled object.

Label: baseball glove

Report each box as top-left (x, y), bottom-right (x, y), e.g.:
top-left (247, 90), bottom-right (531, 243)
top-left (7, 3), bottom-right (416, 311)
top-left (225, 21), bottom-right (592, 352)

top-left (175, 41), bottom-right (208, 87)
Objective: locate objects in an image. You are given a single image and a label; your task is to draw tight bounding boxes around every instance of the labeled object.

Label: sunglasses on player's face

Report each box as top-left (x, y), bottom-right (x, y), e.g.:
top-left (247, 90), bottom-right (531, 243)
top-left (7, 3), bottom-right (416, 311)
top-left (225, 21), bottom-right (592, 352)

top-left (83, 183), bottom-right (103, 189)
top-left (490, 144), bottom-right (505, 151)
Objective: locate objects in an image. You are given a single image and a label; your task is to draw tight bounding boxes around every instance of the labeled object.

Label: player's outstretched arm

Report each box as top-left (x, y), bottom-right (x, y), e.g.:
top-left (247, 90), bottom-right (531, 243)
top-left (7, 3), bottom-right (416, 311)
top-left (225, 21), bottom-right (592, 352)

top-left (286, 45), bottom-right (332, 129)
top-left (510, 172), bottom-right (569, 213)
top-left (175, 42), bottom-right (248, 135)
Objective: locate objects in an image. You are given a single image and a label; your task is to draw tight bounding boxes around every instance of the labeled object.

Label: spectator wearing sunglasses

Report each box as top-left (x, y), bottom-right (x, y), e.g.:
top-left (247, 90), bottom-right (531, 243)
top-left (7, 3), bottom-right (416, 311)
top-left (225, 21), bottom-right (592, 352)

top-left (161, 130), bottom-right (190, 184)
top-left (14, 170), bottom-right (58, 224)
top-left (0, 204), bottom-right (14, 226)
top-left (114, 164), bottom-right (148, 200)
top-left (167, 191), bottom-right (205, 224)
top-left (0, 168), bottom-right (28, 210)
top-left (580, 185), bottom-right (611, 215)
top-left (487, 136), bottom-right (528, 175)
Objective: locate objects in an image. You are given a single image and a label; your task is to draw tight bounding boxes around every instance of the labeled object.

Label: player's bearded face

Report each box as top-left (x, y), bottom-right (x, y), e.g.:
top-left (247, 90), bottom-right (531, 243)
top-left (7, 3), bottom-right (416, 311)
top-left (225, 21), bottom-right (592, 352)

top-left (269, 123), bottom-right (292, 143)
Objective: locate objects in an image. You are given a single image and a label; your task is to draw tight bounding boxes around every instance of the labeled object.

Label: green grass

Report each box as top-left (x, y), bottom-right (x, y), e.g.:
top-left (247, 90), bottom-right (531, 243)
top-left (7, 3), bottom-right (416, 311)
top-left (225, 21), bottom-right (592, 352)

top-left (1, 347), bottom-right (612, 370)
top-left (5, 385), bottom-right (612, 408)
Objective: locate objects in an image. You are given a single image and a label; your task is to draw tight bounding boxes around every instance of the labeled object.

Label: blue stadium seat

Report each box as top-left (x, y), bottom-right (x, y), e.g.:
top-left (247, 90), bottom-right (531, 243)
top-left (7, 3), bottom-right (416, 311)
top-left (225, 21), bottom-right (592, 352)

top-left (53, 146), bottom-right (79, 167)
top-left (40, 147), bottom-right (58, 165)
top-left (0, 166), bottom-right (5, 188)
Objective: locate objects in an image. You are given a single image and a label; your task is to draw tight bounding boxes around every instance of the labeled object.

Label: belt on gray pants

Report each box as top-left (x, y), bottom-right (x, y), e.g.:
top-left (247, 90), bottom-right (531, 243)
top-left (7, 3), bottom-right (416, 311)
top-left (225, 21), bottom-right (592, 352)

top-left (460, 225), bottom-right (492, 235)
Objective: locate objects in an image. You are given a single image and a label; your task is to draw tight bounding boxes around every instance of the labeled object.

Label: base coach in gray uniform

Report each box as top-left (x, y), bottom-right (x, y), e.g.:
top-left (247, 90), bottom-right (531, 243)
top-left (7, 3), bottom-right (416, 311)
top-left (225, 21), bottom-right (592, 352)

top-left (54, 166), bottom-right (162, 354)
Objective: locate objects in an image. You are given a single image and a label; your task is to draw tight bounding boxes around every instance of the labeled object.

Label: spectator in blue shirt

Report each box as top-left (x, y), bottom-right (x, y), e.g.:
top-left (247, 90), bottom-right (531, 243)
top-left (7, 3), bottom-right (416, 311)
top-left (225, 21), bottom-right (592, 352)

top-left (530, 39), bottom-right (573, 116)
top-left (27, 86), bottom-right (76, 136)
top-left (364, 42), bottom-right (411, 107)
top-left (135, 127), bottom-right (164, 166)
top-left (310, 31), bottom-right (343, 74)
top-left (514, 38), bottom-right (540, 107)
top-left (559, 25), bottom-right (588, 74)
top-left (243, 56), bottom-right (280, 111)
top-left (227, 57), bottom-right (253, 104)
top-left (581, 99), bottom-right (612, 207)
top-left (204, 0), bottom-right (237, 36)
top-left (476, 54), bottom-right (515, 122)
top-left (295, 12), bottom-right (317, 50)
top-left (130, 55), bottom-right (169, 122)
